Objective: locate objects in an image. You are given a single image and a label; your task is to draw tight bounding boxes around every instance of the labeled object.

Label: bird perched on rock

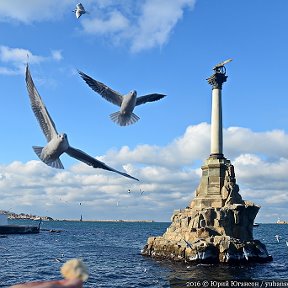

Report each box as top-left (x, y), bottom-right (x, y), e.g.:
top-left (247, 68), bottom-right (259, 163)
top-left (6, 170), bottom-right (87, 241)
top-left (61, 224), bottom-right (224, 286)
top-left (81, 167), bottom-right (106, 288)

top-left (73, 3), bottom-right (87, 19)
top-left (25, 64), bottom-right (138, 181)
top-left (78, 70), bottom-right (166, 126)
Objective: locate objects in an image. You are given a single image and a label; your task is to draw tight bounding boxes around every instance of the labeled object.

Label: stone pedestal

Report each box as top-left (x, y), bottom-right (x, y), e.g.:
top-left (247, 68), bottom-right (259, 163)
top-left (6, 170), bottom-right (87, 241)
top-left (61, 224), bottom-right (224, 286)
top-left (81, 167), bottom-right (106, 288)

top-left (141, 156), bottom-right (272, 263)
top-left (190, 155), bottom-right (243, 209)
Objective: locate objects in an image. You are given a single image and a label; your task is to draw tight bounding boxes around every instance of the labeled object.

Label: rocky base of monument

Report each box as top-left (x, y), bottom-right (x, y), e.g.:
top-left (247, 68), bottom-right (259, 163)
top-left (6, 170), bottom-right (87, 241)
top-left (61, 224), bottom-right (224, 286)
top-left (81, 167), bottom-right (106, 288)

top-left (141, 236), bottom-right (272, 264)
top-left (141, 204), bottom-right (272, 264)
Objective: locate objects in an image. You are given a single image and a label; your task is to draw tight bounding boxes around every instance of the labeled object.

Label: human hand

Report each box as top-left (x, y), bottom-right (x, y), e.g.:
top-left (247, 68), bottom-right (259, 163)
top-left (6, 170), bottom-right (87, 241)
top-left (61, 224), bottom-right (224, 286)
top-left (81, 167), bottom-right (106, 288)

top-left (10, 258), bottom-right (87, 288)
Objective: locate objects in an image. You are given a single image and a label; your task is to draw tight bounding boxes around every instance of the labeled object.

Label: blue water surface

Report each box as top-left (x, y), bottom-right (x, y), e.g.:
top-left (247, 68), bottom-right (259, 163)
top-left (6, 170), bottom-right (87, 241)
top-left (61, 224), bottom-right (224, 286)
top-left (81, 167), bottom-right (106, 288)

top-left (0, 221), bottom-right (287, 287)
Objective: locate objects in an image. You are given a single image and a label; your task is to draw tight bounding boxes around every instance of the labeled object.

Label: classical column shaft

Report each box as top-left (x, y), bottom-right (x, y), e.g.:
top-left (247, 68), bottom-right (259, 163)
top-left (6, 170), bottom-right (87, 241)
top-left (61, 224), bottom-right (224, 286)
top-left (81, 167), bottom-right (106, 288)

top-left (211, 87), bottom-right (223, 155)
top-left (207, 72), bottom-right (227, 157)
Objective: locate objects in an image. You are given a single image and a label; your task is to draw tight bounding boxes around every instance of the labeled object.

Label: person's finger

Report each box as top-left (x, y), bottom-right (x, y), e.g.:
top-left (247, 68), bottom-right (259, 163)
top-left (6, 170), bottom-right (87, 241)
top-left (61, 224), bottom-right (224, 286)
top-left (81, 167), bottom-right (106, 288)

top-left (59, 278), bottom-right (83, 288)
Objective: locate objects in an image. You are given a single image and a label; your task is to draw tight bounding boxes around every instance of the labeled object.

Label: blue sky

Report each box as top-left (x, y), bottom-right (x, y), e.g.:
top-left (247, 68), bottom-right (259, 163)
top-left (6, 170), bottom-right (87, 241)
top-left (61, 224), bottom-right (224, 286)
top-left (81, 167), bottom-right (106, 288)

top-left (0, 0), bottom-right (288, 222)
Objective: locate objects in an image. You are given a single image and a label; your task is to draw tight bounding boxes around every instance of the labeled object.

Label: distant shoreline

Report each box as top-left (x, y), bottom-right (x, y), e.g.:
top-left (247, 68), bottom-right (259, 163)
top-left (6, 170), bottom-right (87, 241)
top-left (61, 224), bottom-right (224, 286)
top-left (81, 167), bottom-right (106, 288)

top-left (1, 210), bottom-right (156, 223)
top-left (55, 219), bottom-right (155, 223)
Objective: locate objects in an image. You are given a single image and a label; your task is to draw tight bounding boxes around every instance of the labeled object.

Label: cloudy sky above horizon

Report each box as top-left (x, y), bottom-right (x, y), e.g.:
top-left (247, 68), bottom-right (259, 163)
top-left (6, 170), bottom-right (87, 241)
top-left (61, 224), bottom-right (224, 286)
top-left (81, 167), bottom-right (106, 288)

top-left (1, 0), bottom-right (288, 223)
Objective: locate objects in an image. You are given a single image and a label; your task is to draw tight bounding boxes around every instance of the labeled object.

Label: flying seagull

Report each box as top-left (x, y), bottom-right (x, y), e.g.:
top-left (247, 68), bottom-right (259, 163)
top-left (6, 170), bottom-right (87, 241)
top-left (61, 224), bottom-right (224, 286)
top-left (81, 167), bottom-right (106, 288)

top-left (78, 70), bottom-right (166, 126)
top-left (73, 3), bottom-right (87, 19)
top-left (25, 64), bottom-right (138, 181)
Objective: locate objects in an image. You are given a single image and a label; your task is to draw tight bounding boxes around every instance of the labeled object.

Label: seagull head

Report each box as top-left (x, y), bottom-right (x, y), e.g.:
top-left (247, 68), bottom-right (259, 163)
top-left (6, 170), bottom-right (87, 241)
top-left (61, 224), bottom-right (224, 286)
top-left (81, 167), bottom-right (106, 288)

top-left (130, 90), bottom-right (137, 97)
top-left (58, 133), bottom-right (68, 142)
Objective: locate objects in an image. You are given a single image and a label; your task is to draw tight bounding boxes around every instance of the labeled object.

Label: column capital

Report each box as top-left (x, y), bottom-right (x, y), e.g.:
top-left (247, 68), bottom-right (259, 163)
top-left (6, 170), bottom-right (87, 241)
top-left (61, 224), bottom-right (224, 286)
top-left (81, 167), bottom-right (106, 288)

top-left (207, 72), bottom-right (227, 89)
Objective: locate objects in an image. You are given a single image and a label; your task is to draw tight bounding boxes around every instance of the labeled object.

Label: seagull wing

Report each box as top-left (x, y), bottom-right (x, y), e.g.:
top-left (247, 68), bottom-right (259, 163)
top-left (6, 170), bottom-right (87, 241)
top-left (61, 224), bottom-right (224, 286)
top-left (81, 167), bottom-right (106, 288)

top-left (136, 93), bottom-right (166, 106)
top-left (76, 3), bottom-right (85, 10)
top-left (78, 70), bottom-right (123, 107)
top-left (25, 64), bottom-right (58, 142)
top-left (66, 146), bottom-right (139, 181)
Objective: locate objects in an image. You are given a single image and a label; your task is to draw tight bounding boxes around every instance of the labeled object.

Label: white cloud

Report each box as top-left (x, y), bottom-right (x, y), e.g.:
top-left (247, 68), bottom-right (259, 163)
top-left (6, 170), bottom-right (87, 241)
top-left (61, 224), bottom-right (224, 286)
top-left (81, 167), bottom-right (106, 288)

top-left (0, 0), bottom-right (73, 23)
top-left (1, 123), bottom-right (288, 222)
top-left (0, 46), bottom-right (63, 75)
top-left (0, 1), bottom-right (196, 52)
top-left (51, 50), bottom-right (63, 61)
top-left (130, 0), bottom-right (196, 52)
top-left (224, 127), bottom-right (288, 159)
top-left (80, 0), bottom-right (196, 52)
top-left (82, 10), bottom-right (129, 35)
top-left (106, 123), bottom-right (210, 167)
top-left (0, 46), bottom-right (43, 64)
top-left (0, 46), bottom-right (43, 75)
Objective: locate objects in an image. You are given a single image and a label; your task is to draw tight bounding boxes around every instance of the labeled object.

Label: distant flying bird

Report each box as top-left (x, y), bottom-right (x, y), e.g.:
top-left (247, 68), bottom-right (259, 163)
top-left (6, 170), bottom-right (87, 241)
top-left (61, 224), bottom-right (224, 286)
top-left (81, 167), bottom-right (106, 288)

top-left (25, 65), bottom-right (138, 181)
top-left (78, 70), bottom-right (166, 126)
top-left (275, 235), bottom-right (281, 243)
top-left (73, 3), bottom-right (87, 19)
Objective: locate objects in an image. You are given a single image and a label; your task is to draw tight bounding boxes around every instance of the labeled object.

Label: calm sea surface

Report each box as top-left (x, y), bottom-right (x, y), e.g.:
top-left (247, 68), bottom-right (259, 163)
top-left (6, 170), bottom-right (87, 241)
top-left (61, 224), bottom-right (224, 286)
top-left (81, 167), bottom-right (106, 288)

top-left (0, 221), bottom-right (287, 287)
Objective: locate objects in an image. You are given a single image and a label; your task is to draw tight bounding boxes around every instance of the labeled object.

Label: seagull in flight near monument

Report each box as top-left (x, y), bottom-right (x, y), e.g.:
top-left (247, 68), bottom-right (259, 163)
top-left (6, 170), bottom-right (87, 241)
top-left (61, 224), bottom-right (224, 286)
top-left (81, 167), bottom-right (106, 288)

top-left (25, 64), bottom-right (138, 181)
top-left (78, 70), bottom-right (166, 126)
top-left (73, 3), bottom-right (88, 19)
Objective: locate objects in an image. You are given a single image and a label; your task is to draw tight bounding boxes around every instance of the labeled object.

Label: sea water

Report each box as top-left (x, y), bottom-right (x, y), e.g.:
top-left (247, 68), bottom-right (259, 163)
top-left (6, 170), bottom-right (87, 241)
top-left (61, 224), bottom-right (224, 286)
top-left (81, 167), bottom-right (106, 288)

top-left (0, 221), bottom-right (287, 287)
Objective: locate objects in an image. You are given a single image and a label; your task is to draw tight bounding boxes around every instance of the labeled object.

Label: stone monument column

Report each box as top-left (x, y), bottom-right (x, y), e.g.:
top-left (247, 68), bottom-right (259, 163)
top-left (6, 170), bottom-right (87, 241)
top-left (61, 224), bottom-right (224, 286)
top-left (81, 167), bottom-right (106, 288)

top-left (189, 62), bottom-right (233, 210)
top-left (208, 71), bottom-right (227, 157)
top-left (141, 59), bottom-right (272, 264)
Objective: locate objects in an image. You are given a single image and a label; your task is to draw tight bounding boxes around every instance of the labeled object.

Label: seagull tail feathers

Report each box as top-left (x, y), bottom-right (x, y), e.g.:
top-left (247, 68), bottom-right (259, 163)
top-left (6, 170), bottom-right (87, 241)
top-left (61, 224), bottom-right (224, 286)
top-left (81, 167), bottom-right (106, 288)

top-left (32, 146), bottom-right (64, 169)
top-left (33, 146), bottom-right (44, 159)
top-left (110, 112), bottom-right (140, 126)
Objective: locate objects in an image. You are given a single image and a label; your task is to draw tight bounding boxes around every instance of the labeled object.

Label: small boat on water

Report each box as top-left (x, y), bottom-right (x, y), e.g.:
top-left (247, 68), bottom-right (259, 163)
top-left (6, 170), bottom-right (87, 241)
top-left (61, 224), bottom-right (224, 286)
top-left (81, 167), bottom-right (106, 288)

top-left (0, 214), bottom-right (41, 234)
top-left (253, 223), bottom-right (260, 227)
top-left (276, 218), bottom-right (288, 224)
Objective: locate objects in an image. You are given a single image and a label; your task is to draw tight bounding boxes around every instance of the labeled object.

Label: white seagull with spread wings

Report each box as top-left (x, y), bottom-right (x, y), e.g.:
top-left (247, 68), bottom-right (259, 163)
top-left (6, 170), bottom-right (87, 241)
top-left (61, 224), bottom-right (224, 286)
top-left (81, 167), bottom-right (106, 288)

top-left (25, 65), bottom-right (138, 181)
top-left (78, 70), bottom-right (166, 126)
top-left (73, 3), bottom-right (87, 19)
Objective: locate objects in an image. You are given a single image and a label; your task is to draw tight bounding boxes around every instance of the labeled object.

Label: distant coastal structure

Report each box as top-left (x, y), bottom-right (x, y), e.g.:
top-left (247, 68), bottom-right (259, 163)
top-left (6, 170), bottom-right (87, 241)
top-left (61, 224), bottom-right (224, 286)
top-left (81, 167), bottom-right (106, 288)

top-left (0, 212), bottom-right (41, 234)
top-left (0, 210), bottom-right (155, 223)
top-left (0, 210), bottom-right (53, 221)
top-left (58, 219), bottom-right (155, 223)
top-left (142, 60), bottom-right (272, 264)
